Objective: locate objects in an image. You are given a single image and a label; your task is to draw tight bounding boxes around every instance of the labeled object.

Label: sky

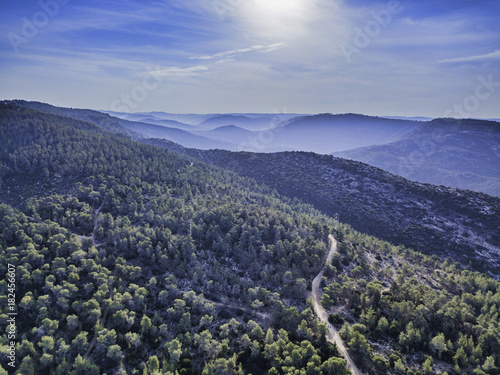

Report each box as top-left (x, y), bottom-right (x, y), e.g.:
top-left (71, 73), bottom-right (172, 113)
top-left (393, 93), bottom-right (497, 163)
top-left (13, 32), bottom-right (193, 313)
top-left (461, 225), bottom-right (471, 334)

top-left (0, 0), bottom-right (499, 117)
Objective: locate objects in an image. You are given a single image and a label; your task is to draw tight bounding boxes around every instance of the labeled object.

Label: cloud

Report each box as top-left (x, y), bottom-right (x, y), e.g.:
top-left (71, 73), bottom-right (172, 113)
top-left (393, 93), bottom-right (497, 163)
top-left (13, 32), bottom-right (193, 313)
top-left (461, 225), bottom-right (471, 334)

top-left (139, 65), bottom-right (209, 77)
top-left (437, 49), bottom-right (500, 63)
top-left (189, 42), bottom-right (286, 61)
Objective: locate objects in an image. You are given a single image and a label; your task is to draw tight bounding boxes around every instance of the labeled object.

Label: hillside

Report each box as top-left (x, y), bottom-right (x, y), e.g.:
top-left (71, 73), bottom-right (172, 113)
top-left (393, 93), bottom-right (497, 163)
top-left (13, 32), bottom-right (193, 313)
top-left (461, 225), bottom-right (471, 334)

top-left (270, 114), bottom-right (419, 153)
top-left (5, 100), bottom-right (237, 151)
top-left (192, 150), bottom-right (500, 278)
top-left (193, 126), bottom-right (255, 146)
top-left (197, 114), bottom-right (295, 131)
top-left (1, 102), bottom-right (499, 375)
top-left (335, 118), bottom-right (500, 197)
top-left (0, 103), bottom-right (342, 373)
top-left (9, 102), bottom-right (500, 197)
top-left (5, 100), bottom-right (138, 138)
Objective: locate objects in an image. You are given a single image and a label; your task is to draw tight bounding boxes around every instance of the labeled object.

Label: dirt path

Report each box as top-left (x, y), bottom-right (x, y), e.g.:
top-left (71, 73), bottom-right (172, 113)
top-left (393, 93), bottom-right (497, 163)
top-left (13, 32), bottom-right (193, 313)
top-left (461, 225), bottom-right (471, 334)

top-left (202, 298), bottom-right (270, 321)
top-left (311, 235), bottom-right (364, 375)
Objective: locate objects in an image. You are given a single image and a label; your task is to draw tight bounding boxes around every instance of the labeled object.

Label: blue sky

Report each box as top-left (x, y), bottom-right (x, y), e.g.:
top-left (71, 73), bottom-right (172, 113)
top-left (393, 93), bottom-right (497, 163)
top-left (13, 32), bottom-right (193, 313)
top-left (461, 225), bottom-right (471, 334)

top-left (1, 0), bottom-right (499, 117)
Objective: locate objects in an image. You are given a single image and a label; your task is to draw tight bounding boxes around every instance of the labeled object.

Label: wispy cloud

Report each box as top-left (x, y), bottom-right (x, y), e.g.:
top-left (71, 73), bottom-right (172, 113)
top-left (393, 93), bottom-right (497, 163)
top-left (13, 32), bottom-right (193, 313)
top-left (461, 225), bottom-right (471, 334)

top-left (139, 65), bottom-right (209, 77)
top-left (190, 42), bottom-right (286, 61)
top-left (438, 49), bottom-right (500, 63)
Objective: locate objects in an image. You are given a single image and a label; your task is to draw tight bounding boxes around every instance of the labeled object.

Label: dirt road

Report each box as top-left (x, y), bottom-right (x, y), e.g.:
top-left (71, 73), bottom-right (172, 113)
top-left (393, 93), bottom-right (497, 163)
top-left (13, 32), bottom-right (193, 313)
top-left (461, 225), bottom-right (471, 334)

top-left (311, 235), bottom-right (364, 375)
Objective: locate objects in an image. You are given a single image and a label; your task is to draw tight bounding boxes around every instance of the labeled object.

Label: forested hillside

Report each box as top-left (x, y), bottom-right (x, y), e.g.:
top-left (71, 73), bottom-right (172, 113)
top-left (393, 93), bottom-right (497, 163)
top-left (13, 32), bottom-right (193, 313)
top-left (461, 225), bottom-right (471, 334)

top-left (0, 103), bottom-right (499, 375)
top-left (193, 150), bottom-right (500, 278)
top-left (0, 103), bottom-right (344, 374)
top-left (5, 100), bottom-right (235, 151)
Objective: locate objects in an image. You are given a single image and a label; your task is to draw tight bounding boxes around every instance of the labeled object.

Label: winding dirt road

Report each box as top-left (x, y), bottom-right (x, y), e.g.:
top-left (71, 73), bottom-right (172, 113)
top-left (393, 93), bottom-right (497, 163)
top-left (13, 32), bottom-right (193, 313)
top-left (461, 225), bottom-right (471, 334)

top-left (311, 235), bottom-right (364, 375)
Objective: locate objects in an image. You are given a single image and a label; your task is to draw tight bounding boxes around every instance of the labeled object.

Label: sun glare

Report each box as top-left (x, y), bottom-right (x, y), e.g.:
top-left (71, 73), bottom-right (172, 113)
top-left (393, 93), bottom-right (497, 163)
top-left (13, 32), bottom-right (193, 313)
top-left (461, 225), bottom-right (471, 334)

top-left (253, 0), bottom-right (304, 14)
top-left (243, 0), bottom-right (311, 39)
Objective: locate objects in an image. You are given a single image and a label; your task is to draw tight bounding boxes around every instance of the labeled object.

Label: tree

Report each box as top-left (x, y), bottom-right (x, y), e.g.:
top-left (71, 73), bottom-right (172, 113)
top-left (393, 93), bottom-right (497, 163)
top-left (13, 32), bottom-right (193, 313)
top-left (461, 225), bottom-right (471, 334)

top-left (165, 339), bottom-right (182, 364)
top-left (71, 332), bottom-right (89, 354)
top-left (18, 355), bottom-right (35, 375)
top-left (38, 336), bottom-right (55, 352)
top-left (360, 308), bottom-right (377, 330)
top-left (372, 355), bottom-right (387, 374)
top-left (147, 356), bottom-right (160, 373)
top-left (107, 345), bottom-right (123, 365)
top-left (348, 331), bottom-right (372, 369)
top-left (422, 357), bottom-right (433, 375)
top-left (248, 321), bottom-right (265, 341)
top-left (394, 359), bottom-right (406, 375)
top-left (339, 322), bottom-right (351, 341)
top-left (399, 322), bottom-right (421, 352)
top-left (264, 341), bottom-right (279, 361)
top-left (321, 357), bottom-right (348, 375)
top-left (250, 340), bottom-right (261, 358)
top-left (482, 356), bottom-right (498, 374)
top-left (298, 319), bottom-right (312, 340)
top-left (328, 314), bottom-right (344, 326)
top-left (375, 316), bottom-right (389, 337)
top-left (70, 355), bottom-right (99, 375)
top-left (430, 333), bottom-right (447, 359)
top-left (265, 328), bottom-right (274, 345)
top-left (202, 354), bottom-right (239, 375)
top-left (454, 346), bottom-right (468, 368)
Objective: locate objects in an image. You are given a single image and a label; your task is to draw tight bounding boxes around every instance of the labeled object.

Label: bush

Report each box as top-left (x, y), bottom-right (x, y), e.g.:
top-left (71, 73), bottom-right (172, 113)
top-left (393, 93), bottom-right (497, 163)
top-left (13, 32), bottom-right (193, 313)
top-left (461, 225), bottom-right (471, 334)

top-left (328, 314), bottom-right (344, 326)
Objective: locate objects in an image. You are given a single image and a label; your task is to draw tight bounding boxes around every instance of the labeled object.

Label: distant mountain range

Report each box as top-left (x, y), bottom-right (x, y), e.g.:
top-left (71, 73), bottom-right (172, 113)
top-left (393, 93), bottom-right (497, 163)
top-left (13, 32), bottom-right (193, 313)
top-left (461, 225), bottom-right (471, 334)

top-left (5, 100), bottom-right (500, 197)
top-left (334, 119), bottom-right (500, 197)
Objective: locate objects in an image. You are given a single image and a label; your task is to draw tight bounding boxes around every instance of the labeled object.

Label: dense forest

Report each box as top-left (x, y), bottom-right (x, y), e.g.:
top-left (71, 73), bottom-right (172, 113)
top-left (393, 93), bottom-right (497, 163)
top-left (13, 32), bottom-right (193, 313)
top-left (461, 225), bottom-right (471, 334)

top-left (0, 102), bottom-right (499, 374)
top-left (189, 150), bottom-right (500, 277)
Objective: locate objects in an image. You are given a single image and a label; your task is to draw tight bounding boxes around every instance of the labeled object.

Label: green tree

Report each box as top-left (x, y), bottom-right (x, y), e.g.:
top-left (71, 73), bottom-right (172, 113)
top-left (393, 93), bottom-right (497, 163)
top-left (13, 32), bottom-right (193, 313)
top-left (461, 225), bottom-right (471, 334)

top-left (394, 358), bottom-right (406, 375)
top-left (38, 336), bottom-right (55, 352)
top-left (348, 331), bottom-right (372, 369)
top-left (482, 356), bottom-right (498, 374)
top-left (430, 333), bottom-right (447, 359)
top-left (422, 357), bottom-right (433, 375)
top-left (321, 357), bottom-right (348, 375)
top-left (107, 345), bottom-right (123, 365)
top-left (70, 355), bottom-right (99, 375)
top-left (18, 355), bottom-right (35, 375)
top-left (372, 355), bottom-right (387, 374)
top-left (454, 346), bottom-right (468, 368)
